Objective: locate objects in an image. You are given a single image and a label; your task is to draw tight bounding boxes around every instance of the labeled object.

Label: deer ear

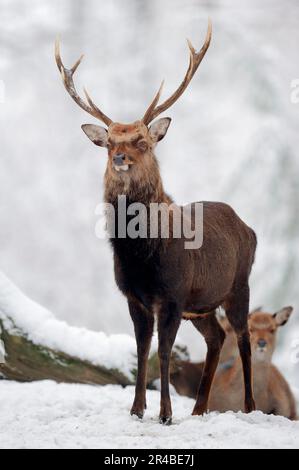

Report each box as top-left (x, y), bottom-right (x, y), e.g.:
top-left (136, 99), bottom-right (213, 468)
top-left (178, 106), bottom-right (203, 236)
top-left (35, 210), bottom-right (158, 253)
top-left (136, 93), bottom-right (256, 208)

top-left (249, 306), bottom-right (263, 315)
top-left (81, 124), bottom-right (108, 147)
top-left (273, 306), bottom-right (293, 327)
top-left (149, 117), bottom-right (171, 143)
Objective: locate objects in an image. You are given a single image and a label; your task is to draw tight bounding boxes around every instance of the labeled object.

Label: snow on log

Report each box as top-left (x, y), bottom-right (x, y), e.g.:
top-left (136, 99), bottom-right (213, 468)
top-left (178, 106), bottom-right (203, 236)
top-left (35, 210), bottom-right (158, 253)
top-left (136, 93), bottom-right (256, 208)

top-left (0, 271), bottom-right (189, 386)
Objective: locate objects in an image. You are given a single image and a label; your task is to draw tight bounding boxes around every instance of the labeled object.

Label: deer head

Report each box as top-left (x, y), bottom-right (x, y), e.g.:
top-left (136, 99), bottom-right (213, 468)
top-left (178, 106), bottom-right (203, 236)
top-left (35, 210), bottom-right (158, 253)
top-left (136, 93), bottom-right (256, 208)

top-left (248, 307), bottom-right (294, 363)
top-left (55, 21), bottom-right (212, 183)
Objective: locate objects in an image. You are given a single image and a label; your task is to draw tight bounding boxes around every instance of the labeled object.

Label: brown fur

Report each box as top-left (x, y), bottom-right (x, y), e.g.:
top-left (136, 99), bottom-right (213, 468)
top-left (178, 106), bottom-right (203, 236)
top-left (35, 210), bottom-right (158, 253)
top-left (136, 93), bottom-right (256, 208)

top-left (104, 121), bottom-right (171, 206)
top-left (82, 118), bottom-right (257, 424)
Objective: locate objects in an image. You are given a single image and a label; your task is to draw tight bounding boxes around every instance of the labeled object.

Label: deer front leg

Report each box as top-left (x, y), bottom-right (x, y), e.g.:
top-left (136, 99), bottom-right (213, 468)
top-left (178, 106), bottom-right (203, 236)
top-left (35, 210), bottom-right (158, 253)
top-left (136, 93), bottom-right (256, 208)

top-left (191, 312), bottom-right (226, 415)
top-left (128, 297), bottom-right (154, 419)
top-left (157, 302), bottom-right (181, 425)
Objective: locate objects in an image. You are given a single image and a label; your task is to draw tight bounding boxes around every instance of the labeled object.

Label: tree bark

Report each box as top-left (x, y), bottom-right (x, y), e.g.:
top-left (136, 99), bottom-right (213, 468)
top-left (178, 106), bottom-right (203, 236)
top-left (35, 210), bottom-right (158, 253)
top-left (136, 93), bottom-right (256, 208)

top-left (0, 318), bottom-right (192, 390)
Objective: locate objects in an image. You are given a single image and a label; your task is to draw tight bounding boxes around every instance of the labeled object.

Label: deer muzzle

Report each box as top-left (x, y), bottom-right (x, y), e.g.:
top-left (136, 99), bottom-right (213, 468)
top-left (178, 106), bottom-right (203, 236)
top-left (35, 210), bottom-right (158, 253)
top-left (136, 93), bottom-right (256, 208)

top-left (113, 153), bottom-right (129, 172)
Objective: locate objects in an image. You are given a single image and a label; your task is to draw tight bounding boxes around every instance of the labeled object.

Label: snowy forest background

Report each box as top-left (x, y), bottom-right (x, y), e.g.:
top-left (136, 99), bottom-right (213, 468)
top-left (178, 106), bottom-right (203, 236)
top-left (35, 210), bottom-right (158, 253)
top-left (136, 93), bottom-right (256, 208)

top-left (0, 0), bottom-right (298, 367)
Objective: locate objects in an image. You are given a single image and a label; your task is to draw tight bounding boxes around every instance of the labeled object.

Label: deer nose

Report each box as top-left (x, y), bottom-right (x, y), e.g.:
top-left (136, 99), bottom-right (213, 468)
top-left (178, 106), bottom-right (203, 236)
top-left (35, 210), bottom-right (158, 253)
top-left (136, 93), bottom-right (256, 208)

top-left (113, 153), bottom-right (126, 166)
top-left (258, 339), bottom-right (267, 348)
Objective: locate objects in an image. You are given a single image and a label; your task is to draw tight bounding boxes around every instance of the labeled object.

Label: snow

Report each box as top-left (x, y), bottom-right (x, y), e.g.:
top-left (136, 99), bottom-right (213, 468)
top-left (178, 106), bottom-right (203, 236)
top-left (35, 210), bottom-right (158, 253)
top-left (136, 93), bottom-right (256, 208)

top-left (0, 271), bottom-right (298, 449)
top-left (0, 271), bottom-right (191, 379)
top-left (0, 381), bottom-right (298, 449)
top-left (0, 0), bottom-right (298, 450)
top-left (0, 271), bottom-right (137, 379)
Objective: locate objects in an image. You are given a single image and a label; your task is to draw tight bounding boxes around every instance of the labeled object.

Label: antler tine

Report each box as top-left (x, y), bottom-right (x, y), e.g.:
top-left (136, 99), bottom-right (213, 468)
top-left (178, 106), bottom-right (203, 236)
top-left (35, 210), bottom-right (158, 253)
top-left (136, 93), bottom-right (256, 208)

top-left (142, 80), bottom-right (164, 126)
top-left (54, 38), bottom-right (112, 126)
top-left (83, 88), bottom-right (112, 125)
top-left (143, 19), bottom-right (212, 125)
top-left (70, 54), bottom-right (84, 74)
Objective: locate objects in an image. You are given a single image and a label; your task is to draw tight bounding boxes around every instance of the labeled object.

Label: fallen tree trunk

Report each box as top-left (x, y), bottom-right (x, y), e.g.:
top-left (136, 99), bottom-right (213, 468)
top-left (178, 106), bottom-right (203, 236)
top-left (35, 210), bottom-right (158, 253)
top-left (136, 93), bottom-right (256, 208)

top-left (0, 318), bottom-right (131, 386)
top-left (0, 271), bottom-right (195, 390)
top-left (0, 317), bottom-right (190, 388)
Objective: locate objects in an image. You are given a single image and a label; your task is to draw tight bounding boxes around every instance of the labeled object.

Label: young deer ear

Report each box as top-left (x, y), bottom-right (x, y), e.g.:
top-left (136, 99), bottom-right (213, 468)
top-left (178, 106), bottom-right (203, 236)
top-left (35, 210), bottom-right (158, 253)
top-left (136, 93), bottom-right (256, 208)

top-left (149, 117), bottom-right (171, 143)
top-left (81, 124), bottom-right (108, 147)
top-left (273, 306), bottom-right (293, 327)
top-left (249, 306), bottom-right (263, 315)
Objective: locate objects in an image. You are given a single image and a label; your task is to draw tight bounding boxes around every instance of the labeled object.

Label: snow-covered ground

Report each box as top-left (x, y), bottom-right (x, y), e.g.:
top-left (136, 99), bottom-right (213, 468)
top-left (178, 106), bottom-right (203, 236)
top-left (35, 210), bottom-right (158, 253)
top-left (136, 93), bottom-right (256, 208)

top-left (1, 271), bottom-right (298, 449)
top-left (0, 381), bottom-right (298, 449)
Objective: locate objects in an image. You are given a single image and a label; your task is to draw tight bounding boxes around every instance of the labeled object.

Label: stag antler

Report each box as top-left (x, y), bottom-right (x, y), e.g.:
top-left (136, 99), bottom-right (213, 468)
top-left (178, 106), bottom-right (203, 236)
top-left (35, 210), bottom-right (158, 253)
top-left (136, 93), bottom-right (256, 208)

top-left (142, 19), bottom-right (212, 125)
top-left (55, 38), bottom-right (112, 126)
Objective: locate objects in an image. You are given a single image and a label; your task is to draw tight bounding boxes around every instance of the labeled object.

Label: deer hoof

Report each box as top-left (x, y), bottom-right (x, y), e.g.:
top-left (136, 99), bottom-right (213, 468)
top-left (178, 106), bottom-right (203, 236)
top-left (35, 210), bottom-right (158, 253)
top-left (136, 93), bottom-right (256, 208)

top-left (245, 399), bottom-right (256, 413)
top-left (191, 406), bottom-right (206, 416)
top-left (159, 416), bottom-right (172, 425)
top-left (130, 408), bottom-right (144, 419)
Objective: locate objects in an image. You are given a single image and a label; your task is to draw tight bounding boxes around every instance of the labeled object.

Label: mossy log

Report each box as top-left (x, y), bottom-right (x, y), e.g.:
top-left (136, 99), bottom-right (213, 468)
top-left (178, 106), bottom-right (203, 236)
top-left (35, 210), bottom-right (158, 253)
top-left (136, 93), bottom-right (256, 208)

top-left (0, 319), bottom-right (131, 386)
top-left (0, 318), bottom-right (192, 389)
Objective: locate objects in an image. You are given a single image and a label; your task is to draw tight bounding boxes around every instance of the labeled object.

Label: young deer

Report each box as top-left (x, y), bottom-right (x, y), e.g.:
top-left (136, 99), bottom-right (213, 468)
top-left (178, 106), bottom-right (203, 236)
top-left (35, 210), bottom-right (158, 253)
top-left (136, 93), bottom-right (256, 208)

top-left (55, 21), bottom-right (257, 424)
top-left (209, 307), bottom-right (297, 420)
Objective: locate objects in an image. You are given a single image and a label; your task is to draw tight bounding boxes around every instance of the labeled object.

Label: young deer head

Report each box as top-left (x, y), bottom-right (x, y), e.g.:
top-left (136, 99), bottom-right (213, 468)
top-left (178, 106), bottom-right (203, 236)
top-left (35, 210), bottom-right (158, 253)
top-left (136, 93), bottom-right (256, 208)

top-left (55, 21), bottom-right (211, 190)
top-left (248, 307), bottom-right (293, 363)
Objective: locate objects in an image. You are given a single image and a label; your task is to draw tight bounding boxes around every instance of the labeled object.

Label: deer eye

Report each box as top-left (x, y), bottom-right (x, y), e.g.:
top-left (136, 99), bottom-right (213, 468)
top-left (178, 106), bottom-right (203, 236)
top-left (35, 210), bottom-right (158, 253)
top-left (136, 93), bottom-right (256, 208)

top-left (136, 140), bottom-right (148, 152)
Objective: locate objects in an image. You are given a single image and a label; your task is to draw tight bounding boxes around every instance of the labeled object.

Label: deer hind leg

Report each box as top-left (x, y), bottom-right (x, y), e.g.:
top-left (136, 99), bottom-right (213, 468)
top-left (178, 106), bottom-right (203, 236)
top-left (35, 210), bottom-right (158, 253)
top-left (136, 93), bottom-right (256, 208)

top-left (225, 284), bottom-right (256, 413)
top-left (128, 297), bottom-right (154, 419)
top-left (191, 311), bottom-right (226, 415)
top-left (157, 301), bottom-right (182, 425)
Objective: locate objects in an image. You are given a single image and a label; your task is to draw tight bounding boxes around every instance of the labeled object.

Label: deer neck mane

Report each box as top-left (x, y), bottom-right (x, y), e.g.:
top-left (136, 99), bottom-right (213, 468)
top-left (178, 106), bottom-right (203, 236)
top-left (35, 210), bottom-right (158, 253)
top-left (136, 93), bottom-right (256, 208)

top-left (103, 153), bottom-right (173, 259)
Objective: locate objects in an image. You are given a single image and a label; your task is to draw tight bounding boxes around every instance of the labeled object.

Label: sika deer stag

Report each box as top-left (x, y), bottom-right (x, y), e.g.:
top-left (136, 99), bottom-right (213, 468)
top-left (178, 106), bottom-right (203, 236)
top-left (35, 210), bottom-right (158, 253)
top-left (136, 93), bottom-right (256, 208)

top-left (55, 20), bottom-right (257, 424)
